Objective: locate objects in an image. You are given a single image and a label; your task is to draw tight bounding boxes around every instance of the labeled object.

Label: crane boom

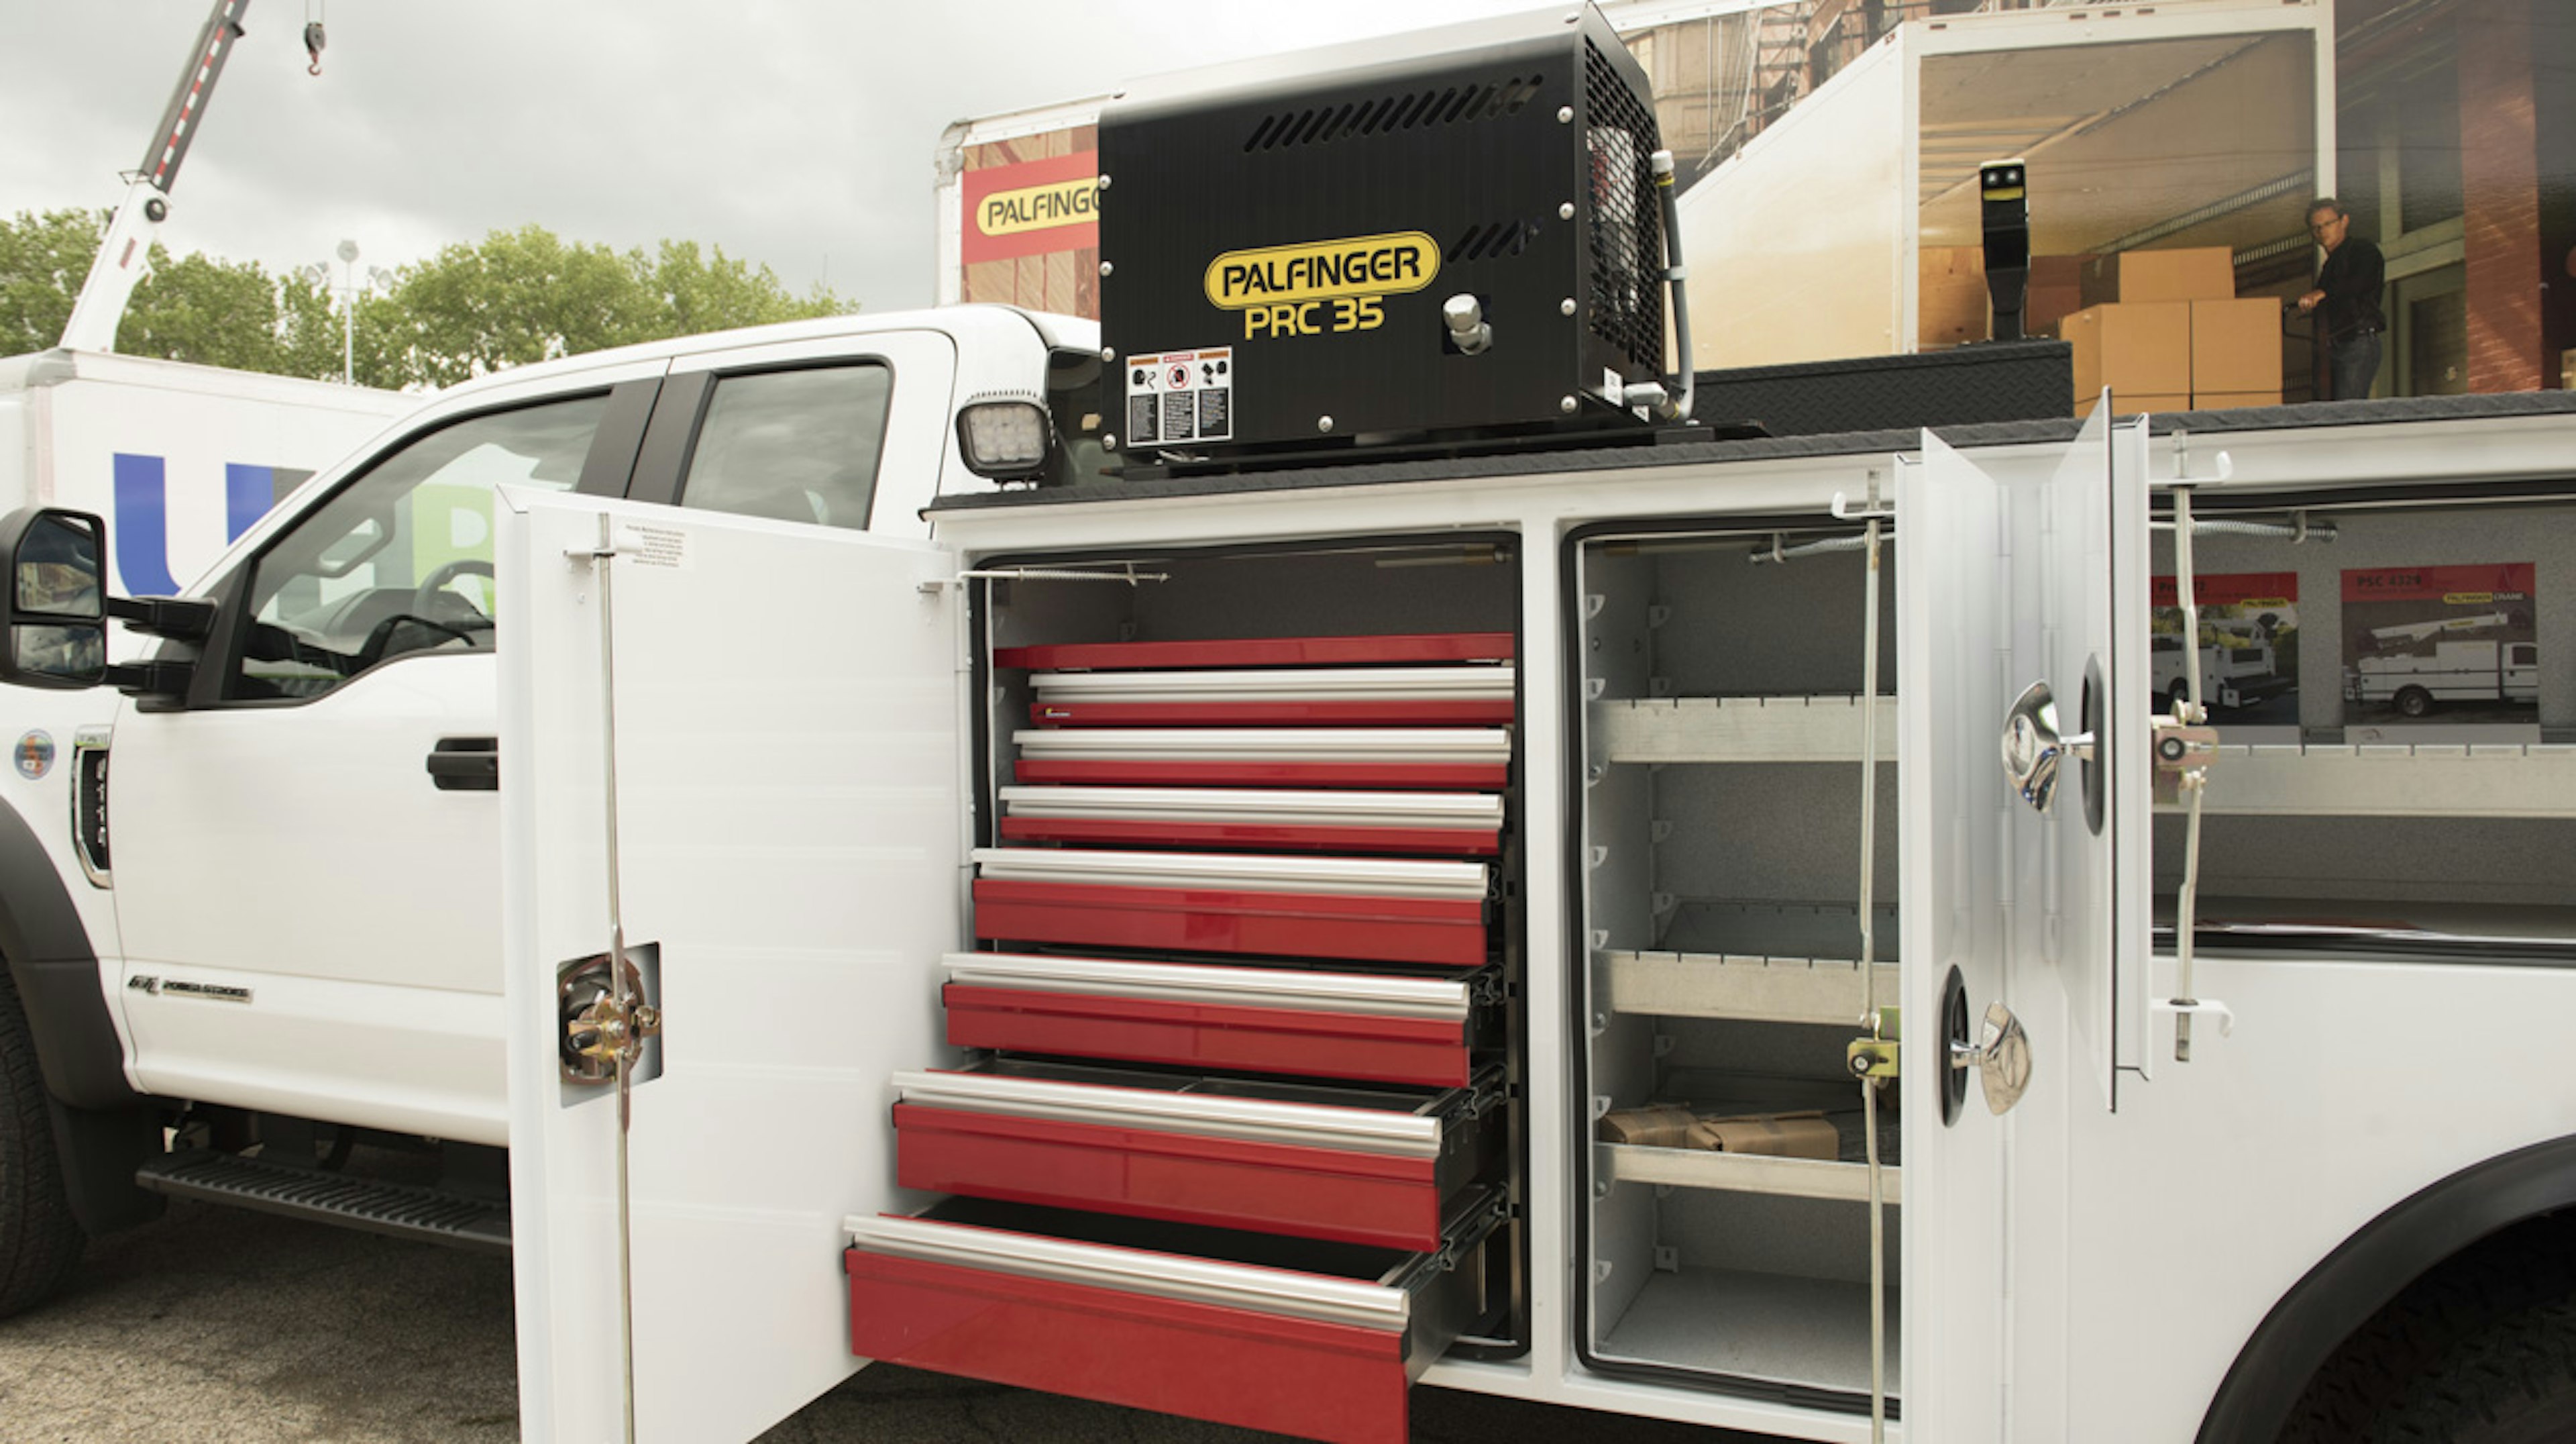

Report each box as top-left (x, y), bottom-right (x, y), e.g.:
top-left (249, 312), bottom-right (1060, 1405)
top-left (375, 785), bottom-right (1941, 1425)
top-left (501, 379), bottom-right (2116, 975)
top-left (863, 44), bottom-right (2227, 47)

top-left (57, 0), bottom-right (254, 354)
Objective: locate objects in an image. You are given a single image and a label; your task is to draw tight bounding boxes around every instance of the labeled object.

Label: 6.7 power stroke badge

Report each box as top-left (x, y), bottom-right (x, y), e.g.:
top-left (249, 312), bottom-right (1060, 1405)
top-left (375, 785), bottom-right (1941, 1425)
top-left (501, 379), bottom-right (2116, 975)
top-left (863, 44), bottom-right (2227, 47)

top-left (1204, 231), bottom-right (1440, 338)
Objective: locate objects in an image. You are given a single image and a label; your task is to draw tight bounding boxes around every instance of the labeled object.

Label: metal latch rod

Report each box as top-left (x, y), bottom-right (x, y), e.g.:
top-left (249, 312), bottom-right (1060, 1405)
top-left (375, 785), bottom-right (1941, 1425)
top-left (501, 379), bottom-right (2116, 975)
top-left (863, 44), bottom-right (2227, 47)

top-left (918, 565), bottom-right (1170, 594)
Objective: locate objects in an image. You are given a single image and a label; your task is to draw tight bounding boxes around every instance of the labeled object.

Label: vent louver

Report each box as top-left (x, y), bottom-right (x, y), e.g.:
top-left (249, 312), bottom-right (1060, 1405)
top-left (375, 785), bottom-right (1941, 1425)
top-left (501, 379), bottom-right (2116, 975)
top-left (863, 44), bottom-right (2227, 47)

top-left (1582, 38), bottom-right (1666, 371)
top-left (1244, 74), bottom-right (1545, 152)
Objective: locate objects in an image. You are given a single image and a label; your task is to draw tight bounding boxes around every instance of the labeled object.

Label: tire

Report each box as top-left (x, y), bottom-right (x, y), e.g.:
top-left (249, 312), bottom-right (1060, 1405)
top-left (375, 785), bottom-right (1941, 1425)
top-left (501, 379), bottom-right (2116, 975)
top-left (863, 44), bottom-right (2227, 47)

top-left (2369, 1298), bottom-right (2576, 1444)
top-left (2395, 686), bottom-right (2433, 719)
top-left (0, 968), bottom-right (85, 1318)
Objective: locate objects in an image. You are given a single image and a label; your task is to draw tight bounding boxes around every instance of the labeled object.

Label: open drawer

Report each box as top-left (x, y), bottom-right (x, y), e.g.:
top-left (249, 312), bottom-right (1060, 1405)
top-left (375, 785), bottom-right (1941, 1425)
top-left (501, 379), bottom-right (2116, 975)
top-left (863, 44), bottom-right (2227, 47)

top-left (997, 785), bottom-right (1504, 856)
top-left (972, 847), bottom-right (1492, 966)
top-left (1027, 664), bottom-right (1517, 727)
top-left (846, 1193), bottom-right (1506, 1444)
top-left (891, 1058), bottom-right (1506, 1251)
top-left (942, 952), bottom-right (1498, 1087)
top-left (994, 631), bottom-right (1514, 671)
top-left (1010, 727), bottom-right (1513, 790)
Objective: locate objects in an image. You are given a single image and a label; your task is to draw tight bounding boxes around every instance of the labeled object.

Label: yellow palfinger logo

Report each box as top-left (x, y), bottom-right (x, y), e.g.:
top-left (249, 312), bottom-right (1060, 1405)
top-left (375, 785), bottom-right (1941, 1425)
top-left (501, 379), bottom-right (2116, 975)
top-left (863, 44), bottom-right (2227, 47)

top-left (1205, 232), bottom-right (1442, 310)
top-left (976, 177), bottom-right (1099, 239)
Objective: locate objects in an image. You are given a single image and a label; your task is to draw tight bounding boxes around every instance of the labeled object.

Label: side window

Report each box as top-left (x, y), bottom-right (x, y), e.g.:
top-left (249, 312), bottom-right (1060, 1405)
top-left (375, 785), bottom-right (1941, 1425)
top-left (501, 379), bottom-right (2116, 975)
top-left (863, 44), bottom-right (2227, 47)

top-left (677, 364), bottom-right (892, 529)
top-left (228, 394), bottom-right (610, 701)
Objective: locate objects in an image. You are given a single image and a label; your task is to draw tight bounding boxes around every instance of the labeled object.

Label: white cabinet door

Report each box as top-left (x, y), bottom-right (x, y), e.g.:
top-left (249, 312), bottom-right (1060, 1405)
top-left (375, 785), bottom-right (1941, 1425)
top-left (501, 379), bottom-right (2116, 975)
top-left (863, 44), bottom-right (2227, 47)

top-left (1899, 409), bottom-right (2149, 1439)
top-left (498, 489), bottom-right (964, 1444)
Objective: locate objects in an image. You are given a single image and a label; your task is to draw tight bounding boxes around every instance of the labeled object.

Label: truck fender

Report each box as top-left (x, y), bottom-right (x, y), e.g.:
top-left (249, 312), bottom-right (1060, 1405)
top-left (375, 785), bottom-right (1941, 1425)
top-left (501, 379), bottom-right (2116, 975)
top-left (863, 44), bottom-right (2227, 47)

top-left (2196, 1133), bottom-right (2576, 1443)
top-left (0, 799), bottom-right (136, 1112)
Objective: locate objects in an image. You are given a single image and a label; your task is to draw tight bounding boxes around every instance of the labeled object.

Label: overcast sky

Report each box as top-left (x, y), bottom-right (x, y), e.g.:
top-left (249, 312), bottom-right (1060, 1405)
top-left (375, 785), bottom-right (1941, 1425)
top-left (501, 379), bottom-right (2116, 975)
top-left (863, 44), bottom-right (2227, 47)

top-left (1, 1), bottom-right (1545, 313)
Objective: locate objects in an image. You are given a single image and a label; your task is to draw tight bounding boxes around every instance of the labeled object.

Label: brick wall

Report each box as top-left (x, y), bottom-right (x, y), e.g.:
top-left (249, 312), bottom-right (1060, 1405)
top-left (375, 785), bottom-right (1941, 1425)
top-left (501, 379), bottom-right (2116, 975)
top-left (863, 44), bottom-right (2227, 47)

top-left (2459, 0), bottom-right (2544, 392)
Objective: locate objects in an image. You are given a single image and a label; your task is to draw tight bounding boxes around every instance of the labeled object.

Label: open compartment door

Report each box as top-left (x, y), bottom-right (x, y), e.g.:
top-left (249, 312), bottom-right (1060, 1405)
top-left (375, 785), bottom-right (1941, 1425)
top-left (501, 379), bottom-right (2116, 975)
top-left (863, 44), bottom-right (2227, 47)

top-left (497, 491), bottom-right (964, 1444)
top-left (1899, 408), bottom-right (2149, 1435)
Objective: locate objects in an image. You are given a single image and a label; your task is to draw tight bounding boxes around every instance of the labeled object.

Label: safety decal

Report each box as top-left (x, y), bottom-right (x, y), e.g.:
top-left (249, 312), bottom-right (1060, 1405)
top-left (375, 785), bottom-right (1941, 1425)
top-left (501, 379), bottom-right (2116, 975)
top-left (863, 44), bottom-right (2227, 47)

top-left (1124, 348), bottom-right (1233, 448)
top-left (15, 730), bottom-right (54, 781)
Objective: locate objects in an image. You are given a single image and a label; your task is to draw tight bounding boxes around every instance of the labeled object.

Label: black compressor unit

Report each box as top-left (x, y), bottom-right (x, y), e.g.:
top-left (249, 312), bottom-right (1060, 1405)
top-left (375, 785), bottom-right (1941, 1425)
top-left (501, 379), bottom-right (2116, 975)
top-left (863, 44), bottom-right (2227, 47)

top-left (1097, 4), bottom-right (1691, 466)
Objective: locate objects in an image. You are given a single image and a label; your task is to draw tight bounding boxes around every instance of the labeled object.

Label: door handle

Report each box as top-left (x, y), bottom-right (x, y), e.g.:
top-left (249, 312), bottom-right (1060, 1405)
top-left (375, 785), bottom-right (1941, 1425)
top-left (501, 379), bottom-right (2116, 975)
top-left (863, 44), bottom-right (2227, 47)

top-left (427, 737), bottom-right (498, 792)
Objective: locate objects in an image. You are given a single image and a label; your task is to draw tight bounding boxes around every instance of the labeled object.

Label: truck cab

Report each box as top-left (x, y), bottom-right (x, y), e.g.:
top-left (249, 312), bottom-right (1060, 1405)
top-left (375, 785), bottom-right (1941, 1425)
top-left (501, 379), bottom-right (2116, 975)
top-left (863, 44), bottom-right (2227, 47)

top-left (0, 304), bottom-right (1095, 1302)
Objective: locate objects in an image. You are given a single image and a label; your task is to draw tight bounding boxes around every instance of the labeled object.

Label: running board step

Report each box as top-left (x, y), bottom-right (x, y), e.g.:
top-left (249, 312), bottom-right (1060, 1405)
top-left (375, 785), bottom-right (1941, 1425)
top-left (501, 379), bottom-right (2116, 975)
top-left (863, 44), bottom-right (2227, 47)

top-left (136, 1149), bottom-right (511, 1255)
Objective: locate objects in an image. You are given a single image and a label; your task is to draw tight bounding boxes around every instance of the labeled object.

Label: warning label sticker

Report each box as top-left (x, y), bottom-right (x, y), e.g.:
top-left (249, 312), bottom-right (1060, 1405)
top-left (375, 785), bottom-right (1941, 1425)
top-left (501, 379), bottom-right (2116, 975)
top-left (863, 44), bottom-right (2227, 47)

top-left (1124, 348), bottom-right (1233, 448)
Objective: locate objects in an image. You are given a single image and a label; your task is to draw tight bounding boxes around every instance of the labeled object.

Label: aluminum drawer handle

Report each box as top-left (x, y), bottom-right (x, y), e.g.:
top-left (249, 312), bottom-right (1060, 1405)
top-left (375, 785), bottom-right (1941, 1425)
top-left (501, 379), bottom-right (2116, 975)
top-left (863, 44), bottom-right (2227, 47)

top-left (845, 1214), bottom-right (1409, 1332)
top-left (893, 1070), bottom-right (1446, 1157)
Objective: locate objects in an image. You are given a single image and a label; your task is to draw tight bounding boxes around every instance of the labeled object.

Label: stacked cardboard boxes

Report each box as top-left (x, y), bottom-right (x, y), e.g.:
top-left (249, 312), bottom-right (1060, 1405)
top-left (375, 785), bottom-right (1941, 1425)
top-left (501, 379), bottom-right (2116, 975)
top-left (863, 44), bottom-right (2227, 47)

top-left (2063, 246), bottom-right (2284, 416)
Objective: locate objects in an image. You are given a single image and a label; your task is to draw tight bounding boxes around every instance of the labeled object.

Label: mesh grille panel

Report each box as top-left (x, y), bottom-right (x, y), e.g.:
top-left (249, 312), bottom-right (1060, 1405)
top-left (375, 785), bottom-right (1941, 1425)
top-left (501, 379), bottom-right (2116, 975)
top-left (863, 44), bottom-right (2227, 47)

top-left (1582, 39), bottom-right (1666, 370)
top-left (1244, 74), bottom-right (1544, 151)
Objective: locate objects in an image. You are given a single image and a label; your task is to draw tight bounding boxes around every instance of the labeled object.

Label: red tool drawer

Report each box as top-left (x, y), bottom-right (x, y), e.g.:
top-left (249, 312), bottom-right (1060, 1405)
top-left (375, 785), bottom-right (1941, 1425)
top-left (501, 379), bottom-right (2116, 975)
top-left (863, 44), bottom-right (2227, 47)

top-left (1026, 664), bottom-right (1515, 728)
top-left (971, 849), bottom-right (1491, 967)
top-left (941, 953), bottom-right (1493, 1088)
top-left (994, 631), bottom-right (1513, 671)
top-left (845, 1196), bottom-right (1505, 1444)
top-left (996, 786), bottom-right (1502, 856)
top-left (890, 1060), bottom-right (1503, 1252)
top-left (1010, 727), bottom-right (1511, 790)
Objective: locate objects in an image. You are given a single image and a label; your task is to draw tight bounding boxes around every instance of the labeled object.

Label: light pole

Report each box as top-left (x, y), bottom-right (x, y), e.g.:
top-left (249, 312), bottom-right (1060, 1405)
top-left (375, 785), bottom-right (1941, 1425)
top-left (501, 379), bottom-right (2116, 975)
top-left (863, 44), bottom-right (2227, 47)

top-left (304, 244), bottom-right (394, 386)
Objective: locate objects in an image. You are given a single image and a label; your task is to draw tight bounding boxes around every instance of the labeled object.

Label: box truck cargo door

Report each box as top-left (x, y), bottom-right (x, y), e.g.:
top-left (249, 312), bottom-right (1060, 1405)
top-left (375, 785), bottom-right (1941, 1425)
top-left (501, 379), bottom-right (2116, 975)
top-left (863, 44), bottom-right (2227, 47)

top-left (1898, 405), bottom-right (2149, 1436)
top-left (497, 489), bottom-right (963, 1444)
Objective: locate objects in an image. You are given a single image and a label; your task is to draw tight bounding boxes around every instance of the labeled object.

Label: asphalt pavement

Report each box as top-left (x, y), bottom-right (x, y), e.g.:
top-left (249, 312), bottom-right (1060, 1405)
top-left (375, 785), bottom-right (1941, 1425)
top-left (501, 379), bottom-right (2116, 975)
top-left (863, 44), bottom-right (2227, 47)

top-left (0, 1196), bottom-right (1758, 1444)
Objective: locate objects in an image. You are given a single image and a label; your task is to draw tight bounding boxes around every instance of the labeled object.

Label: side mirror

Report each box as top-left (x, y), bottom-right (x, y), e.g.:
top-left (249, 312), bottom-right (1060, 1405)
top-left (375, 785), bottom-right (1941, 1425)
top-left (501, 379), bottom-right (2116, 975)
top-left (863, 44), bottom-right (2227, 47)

top-left (0, 509), bottom-right (109, 689)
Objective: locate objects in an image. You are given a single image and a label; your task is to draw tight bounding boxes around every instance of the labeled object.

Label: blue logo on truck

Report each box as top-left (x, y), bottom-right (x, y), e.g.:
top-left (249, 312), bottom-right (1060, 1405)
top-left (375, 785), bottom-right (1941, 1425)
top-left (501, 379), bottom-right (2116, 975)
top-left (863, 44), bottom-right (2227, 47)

top-left (110, 454), bottom-right (309, 596)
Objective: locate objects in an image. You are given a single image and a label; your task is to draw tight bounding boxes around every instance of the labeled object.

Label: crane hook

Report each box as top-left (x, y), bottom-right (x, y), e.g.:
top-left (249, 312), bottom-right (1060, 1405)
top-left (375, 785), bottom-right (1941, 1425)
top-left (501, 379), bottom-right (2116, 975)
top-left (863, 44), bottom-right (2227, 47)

top-left (304, 21), bottom-right (327, 76)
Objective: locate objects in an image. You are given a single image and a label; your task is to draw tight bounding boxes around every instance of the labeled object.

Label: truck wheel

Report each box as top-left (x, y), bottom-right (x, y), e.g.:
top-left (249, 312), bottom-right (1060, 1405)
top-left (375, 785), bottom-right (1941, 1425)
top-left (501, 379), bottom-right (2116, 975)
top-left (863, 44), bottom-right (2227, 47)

top-left (0, 970), bottom-right (85, 1317)
top-left (2395, 686), bottom-right (2434, 719)
top-left (2369, 1297), bottom-right (2576, 1443)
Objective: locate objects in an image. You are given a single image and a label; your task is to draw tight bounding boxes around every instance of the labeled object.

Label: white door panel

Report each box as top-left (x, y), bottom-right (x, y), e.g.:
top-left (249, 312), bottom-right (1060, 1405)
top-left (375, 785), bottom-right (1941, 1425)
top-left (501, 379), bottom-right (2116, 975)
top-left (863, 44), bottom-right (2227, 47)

top-left (1903, 409), bottom-right (2149, 1441)
top-left (500, 490), bottom-right (962, 1444)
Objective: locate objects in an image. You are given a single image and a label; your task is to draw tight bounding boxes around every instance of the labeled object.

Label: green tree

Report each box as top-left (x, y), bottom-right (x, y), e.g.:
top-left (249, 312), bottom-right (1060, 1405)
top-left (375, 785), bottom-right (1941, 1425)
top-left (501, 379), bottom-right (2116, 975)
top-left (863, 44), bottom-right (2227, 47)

top-left (2, 213), bottom-right (856, 387)
top-left (378, 226), bottom-right (853, 389)
top-left (0, 209), bottom-right (107, 356)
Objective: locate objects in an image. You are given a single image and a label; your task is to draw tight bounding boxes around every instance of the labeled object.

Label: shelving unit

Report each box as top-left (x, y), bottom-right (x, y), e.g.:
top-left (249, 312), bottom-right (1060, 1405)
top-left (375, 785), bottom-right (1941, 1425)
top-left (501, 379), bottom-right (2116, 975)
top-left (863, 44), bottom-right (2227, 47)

top-left (1573, 523), bottom-right (1902, 1409)
top-left (2184, 743), bottom-right (2576, 817)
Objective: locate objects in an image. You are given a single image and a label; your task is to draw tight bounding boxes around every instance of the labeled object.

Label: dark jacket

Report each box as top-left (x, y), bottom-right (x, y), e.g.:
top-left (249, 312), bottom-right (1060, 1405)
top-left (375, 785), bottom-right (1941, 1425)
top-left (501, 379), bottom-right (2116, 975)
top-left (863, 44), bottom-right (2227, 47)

top-left (2316, 237), bottom-right (2386, 344)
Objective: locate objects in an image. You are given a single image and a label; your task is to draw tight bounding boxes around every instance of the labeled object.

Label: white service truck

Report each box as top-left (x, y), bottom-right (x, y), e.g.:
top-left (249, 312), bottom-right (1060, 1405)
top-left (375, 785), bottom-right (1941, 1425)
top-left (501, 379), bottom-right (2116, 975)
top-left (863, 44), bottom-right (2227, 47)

top-left (2152, 632), bottom-right (2290, 712)
top-left (2348, 639), bottom-right (2542, 716)
top-left (4, 11), bottom-right (2576, 1444)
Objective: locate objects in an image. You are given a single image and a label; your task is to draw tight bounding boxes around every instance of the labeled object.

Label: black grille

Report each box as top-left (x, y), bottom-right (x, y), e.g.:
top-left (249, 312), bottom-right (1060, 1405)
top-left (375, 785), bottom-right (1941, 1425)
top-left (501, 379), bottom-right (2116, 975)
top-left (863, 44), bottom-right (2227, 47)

top-left (1450, 219), bottom-right (1544, 263)
top-left (1582, 38), bottom-right (1665, 371)
top-left (1244, 74), bottom-right (1544, 151)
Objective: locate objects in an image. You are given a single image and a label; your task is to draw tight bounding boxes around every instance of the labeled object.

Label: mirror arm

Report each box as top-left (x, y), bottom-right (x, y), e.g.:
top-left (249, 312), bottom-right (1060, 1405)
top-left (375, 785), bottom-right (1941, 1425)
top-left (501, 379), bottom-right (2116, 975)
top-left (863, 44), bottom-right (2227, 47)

top-left (106, 595), bottom-right (217, 644)
top-left (102, 658), bottom-right (195, 698)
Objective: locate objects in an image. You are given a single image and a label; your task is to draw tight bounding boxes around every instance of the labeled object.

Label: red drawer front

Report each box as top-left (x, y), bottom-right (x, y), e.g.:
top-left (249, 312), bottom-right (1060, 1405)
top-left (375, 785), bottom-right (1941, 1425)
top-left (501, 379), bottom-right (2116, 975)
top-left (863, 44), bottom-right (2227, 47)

top-left (998, 816), bottom-right (1500, 857)
top-left (973, 878), bottom-right (1489, 966)
top-left (846, 1243), bottom-right (1409, 1444)
top-left (894, 1104), bottom-right (1447, 1251)
top-left (1014, 758), bottom-right (1511, 790)
top-left (995, 631), bottom-right (1513, 671)
top-left (943, 983), bottom-right (1473, 1088)
top-left (1032, 699), bottom-right (1515, 728)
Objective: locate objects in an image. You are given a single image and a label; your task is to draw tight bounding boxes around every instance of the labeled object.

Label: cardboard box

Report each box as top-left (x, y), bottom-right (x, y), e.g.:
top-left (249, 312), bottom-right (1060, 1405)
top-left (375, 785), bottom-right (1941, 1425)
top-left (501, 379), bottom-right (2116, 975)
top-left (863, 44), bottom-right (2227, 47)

top-left (1686, 1111), bottom-right (1839, 1160)
top-left (2076, 391), bottom-right (2188, 419)
top-left (1599, 1104), bottom-right (1697, 1147)
top-left (2081, 247), bottom-right (2237, 307)
top-left (2027, 283), bottom-right (2085, 339)
top-left (2063, 301), bottom-right (2192, 407)
top-left (2192, 389), bottom-right (2284, 411)
top-left (2193, 298), bottom-right (2285, 395)
top-left (1919, 244), bottom-right (1991, 348)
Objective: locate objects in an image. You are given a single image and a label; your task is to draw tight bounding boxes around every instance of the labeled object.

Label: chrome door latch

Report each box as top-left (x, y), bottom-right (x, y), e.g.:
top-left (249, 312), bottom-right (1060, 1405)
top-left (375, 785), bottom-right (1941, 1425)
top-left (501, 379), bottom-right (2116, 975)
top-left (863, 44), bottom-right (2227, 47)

top-left (1938, 966), bottom-right (2031, 1123)
top-left (557, 946), bottom-right (663, 1086)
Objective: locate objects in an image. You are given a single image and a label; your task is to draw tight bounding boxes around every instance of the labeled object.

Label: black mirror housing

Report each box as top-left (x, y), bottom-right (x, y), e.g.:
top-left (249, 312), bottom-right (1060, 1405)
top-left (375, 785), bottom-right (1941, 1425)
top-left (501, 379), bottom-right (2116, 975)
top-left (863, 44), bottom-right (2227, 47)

top-left (0, 508), bottom-right (109, 690)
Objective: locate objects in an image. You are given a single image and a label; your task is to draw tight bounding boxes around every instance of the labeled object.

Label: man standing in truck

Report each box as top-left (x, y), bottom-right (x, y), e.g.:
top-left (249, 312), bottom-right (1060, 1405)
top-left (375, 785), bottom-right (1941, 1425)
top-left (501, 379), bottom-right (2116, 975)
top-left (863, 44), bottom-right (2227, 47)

top-left (2295, 197), bottom-right (2386, 401)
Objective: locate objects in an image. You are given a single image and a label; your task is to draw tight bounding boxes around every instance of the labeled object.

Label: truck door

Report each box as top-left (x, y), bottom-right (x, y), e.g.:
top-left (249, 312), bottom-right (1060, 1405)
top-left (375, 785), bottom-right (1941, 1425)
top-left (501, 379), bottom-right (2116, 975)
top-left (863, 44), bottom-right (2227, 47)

top-left (497, 488), bottom-right (964, 1443)
top-left (105, 369), bottom-right (661, 1141)
top-left (1898, 411), bottom-right (2149, 1438)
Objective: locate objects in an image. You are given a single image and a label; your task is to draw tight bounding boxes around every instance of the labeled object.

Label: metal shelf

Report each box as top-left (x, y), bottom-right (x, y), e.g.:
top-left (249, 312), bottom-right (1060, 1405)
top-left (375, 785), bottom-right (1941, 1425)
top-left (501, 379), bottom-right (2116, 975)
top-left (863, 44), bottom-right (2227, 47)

top-left (1602, 1143), bottom-right (1900, 1204)
top-left (1606, 952), bottom-right (1901, 1025)
top-left (1593, 695), bottom-right (1898, 764)
top-left (1595, 1268), bottom-right (1900, 1398)
top-left (2180, 743), bottom-right (2576, 818)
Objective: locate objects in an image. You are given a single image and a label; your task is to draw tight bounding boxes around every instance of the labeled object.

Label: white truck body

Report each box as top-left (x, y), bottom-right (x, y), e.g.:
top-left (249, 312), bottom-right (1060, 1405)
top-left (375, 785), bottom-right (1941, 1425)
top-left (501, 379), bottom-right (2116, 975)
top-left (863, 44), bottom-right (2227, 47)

top-left (5, 300), bottom-right (2576, 1444)
top-left (2152, 635), bottom-right (2287, 710)
top-left (2349, 639), bottom-right (2542, 711)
